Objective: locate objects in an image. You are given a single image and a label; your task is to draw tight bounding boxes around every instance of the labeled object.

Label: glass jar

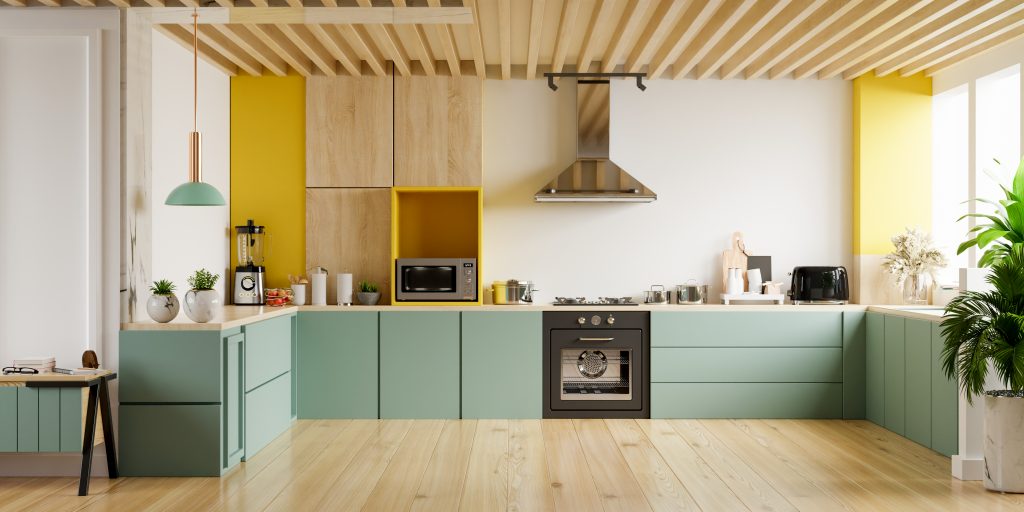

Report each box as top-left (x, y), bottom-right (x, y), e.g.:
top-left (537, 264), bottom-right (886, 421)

top-left (903, 273), bottom-right (929, 305)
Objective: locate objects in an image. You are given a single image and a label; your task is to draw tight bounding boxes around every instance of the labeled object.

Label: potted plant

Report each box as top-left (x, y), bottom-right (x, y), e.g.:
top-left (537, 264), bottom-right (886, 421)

top-left (957, 157), bottom-right (1024, 267)
top-left (146, 279), bottom-right (180, 323)
top-left (882, 228), bottom-right (947, 304)
top-left (942, 244), bottom-right (1024, 492)
top-left (357, 280), bottom-right (380, 306)
top-left (183, 268), bottom-right (222, 323)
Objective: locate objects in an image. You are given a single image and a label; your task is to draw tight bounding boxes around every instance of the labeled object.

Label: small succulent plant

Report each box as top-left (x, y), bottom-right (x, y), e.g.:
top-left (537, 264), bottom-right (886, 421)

top-left (187, 269), bottom-right (220, 291)
top-left (150, 279), bottom-right (176, 295)
top-left (359, 280), bottom-right (379, 293)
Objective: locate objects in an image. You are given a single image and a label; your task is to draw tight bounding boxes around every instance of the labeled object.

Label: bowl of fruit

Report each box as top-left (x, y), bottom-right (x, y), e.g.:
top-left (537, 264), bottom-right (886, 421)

top-left (265, 288), bottom-right (294, 307)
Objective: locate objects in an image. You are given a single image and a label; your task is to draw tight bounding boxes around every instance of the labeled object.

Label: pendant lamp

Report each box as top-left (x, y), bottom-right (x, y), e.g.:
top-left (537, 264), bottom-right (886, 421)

top-left (166, 9), bottom-right (226, 206)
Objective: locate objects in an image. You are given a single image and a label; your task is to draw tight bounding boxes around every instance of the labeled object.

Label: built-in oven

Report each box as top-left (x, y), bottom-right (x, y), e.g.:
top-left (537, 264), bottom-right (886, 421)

top-left (543, 311), bottom-right (649, 418)
top-left (395, 258), bottom-right (477, 302)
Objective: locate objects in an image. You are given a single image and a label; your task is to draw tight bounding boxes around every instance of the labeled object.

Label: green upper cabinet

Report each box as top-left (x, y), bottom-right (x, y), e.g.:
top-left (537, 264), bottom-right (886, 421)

top-left (865, 312), bottom-right (885, 424)
top-left (297, 311), bottom-right (379, 419)
top-left (380, 311), bottom-right (460, 419)
top-left (652, 312), bottom-right (842, 347)
top-left (461, 311), bottom-right (542, 419)
top-left (883, 315), bottom-right (906, 435)
top-left (905, 319), bottom-right (932, 448)
top-left (931, 323), bottom-right (959, 457)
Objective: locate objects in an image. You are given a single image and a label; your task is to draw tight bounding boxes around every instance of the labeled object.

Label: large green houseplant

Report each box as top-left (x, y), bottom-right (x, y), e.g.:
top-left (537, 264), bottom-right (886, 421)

top-left (957, 157), bottom-right (1024, 267)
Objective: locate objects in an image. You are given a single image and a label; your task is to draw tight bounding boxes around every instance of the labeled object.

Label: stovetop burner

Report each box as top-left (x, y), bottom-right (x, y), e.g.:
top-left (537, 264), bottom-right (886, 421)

top-left (553, 297), bottom-right (639, 306)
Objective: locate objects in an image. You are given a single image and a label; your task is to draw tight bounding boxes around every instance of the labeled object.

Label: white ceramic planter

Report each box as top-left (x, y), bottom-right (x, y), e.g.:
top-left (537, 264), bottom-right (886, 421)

top-left (183, 289), bottom-right (222, 323)
top-left (146, 294), bottom-right (180, 323)
top-left (985, 394), bottom-right (1024, 492)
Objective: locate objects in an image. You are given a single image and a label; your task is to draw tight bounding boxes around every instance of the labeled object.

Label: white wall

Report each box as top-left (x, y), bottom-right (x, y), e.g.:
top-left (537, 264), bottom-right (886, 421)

top-left (482, 79), bottom-right (852, 301)
top-left (150, 30), bottom-right (231, 305)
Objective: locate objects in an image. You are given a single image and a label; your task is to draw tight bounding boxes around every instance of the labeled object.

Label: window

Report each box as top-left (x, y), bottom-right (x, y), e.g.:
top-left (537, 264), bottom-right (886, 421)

top-left (932, 85), bottom-right (968, 284)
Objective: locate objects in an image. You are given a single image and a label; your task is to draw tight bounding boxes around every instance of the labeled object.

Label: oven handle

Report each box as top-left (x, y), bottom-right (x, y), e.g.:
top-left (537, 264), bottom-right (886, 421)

top-left (576, 337), bottom-right (615, 342)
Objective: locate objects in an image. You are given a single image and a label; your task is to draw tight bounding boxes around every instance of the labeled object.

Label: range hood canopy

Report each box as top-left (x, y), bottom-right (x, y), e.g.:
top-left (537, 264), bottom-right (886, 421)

top-left (535, 73), bottom-right (655, 203)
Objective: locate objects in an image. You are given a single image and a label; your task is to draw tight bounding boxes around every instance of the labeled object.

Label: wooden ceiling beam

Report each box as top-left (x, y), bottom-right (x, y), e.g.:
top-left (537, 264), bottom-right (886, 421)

top-left (1, 0), bottom-right (27, 6)
top-left (39, 0), bottom-right (61, 6)
top-left (155, 24), bottom-right (238, 76)
top-left (550, 0), bottom-right (581, 74)
top-left (576, 0), bottom-right (619, 74)
top-left (366, 24), bottom-right (412, 76)
top-left (196, 24), bottom-right (262, 76)
top-left (601, 0), bottom-right (652, 73)
top-left (395, 0), bottom-right (437, 76)
top-left (285, 0), bottom-right (303, 7)
top-left (307, 24), bottom-right (362, 76)
top-left (695, 0), bottom-right (786, 79)
top-left (464, 0), bottom-right (486, 77)
top-left (673, 0), bottom-right (754, 79)
top-left (212, 0), bottom-right (233, 7)
top-left (429, 0), bottom-right (461, 76)
top-left (73, 0), bottom-right (97, 6)
top-left (279, 24), bottom-right (338, 76)
top-left (320, 0), bottom-right (337, 6)
top-left (927, 22), bottom-right (1024, 75)
top-left (901, 9), bottom-right (1024, 76)
top-left (340, 24), bottom-right (387, 77)
top-left (872, 0), bottom-right (1024, 77)
top-left (250, 0), bottom-right (269, 7)
top-left (525, 0), bottom-right (546, 79)
top-left (625, 0), bottom-right (689, 73)
top-left (744, 0), bottom-right (861, 79)
top-left (498, 0), bottom-right (511, 79)
top-left (647, 0), bottom-right (722, 79)
top-left (109, 0), bottom-right (130, 6)
top-left (244, 23), bottom-right (313, 77)
top-left (817, 0), bottom-right (964, 79)
top-left (212, 23), bottom-right (287, 76)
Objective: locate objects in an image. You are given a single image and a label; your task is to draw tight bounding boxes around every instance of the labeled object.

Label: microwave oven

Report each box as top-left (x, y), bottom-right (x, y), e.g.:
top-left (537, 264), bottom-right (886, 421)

top-left (395, 258), bottom-right (478, 302)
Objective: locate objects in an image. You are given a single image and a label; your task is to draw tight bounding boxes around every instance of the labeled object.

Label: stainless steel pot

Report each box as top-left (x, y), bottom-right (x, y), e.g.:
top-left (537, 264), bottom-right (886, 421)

top-left (643, 285), bottom-right (671, 305)
top-left (675, 280), bottom-right (708, 305)
top-left (492, 280), bottom-right (537, 305)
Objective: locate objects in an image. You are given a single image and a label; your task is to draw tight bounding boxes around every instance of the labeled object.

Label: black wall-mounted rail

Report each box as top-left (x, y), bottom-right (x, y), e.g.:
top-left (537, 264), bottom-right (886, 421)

top-left (543, 72), bottom-right (648, 91)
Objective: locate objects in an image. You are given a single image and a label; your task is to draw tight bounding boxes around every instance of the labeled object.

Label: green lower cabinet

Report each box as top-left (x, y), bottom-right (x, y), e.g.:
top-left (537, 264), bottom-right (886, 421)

top-left (865, 312), bottom-right (885, 424)
top-left (17, 388), bottom-right (38, 452)
top-left (0, 388), bottom-right (16, 451)
top-left (38, 388), bottom-right (60, 452)
top-left (652, 348), bottom-right (841, 383)
top-left (244, 372), bottom-right (292, 458)
top-left (244, 315), bottom-right (293, 392)
top-left (120, 330), bottom-right (223, 403)
top-left (224, 332), bottom-right (245, 470)
top-left (59, 388), bottom-right (82, 453)
top-left (843, 312), bottom-right (867, 419)
top-left (652, 383), bottom-right (842, 419)
top-left (296, 311), bottom-right (379, 419)
top-left (905, 319), bottom-right (932, 448)
top-left (380, 312), bottom-right (461, 419)
top-left (883, 315), bottom-right (906, 435)
top-left (462, 312), bottom-right (542, 419)
top-left (652, 311), bottom-right (842, 347)
top-left (120, 404), bottom-right (222, 476)
top-left (931, 324), bottom-right (959, 456)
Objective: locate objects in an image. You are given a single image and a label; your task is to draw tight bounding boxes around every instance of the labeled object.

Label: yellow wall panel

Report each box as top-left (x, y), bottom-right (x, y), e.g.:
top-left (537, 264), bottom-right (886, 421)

top-left (230, 74), bottom-right (305, 290)
top-left (853, 71), bottom-right (932, 255)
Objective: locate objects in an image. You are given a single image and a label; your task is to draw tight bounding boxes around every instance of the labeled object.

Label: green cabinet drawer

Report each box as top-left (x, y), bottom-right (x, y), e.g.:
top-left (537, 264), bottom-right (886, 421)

top-left (244, 315), bottom-right (294, 392)
top-left (462, 311), bottom-right (542, 419)
top-left (651, 347), bottom-right (842, 383)
top-left (652, 312), bottom-right (842, 347)
top-left (296, 312), bottom-right (379, 419)
top-left (905, 319), bottom-right (932, 448)
top-left (380, 312), bottom-right (460, 419)
top-left (932, 324), bottom-right (959, 456)
top-left (651, 383), bottom-right (843, 419)
top-left (120, 330), bottom-right (223, 403)
top-left (843, 311), bottom-right (867, 419)
top-left (17, 388), bottom-right (37, 452)
top-left (245, 372), bottom-right (292, 458)
top-left (0, 388), bottom-right (16, 451)
top-left (866, 312), bottom-right (885, 424)
top-left (884, 316), bottom-right (906, 435)
top-left (119, 404), bottom-right (222, 476)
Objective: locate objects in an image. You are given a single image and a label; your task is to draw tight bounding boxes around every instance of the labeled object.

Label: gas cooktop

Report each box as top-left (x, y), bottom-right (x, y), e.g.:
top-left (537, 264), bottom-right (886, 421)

top-left (552, 297), bottom-right (640, 306)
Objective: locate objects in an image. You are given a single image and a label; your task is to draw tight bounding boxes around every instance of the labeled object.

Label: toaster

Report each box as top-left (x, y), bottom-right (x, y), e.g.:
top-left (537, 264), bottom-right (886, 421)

top-left (789, 266), bottom-right (850, 304)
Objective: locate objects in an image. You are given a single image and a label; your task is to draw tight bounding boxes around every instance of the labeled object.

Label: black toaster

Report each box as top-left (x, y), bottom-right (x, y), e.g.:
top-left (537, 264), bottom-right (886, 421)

top-left (789, 266), bottom-right (850, 304)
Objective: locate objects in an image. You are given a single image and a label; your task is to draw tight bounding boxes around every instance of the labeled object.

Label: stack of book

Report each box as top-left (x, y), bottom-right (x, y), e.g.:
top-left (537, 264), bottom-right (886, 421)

top-left (13, 357), bottom-right (56, 373)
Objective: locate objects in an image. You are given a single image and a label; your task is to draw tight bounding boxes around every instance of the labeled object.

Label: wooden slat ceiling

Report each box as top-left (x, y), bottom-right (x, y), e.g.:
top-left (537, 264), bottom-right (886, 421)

top-left (7, 0), bottom-right (1024, 80)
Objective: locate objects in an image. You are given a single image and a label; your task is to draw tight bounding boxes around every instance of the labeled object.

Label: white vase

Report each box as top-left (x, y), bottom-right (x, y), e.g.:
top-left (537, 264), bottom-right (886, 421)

top-left (183, 289), bottom-right (222, 323)
top-left (146, 294), bottom-right (180, 323)
top-left (984, 393), bottom-right (1024, 492)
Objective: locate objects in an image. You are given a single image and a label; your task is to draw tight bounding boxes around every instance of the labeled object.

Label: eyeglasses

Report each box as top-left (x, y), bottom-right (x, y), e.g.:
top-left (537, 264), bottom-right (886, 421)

top-left (2, 367), bottom-right (39, 375)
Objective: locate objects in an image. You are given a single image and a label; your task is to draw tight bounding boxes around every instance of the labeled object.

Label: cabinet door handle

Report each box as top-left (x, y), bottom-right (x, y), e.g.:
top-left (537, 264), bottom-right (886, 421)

top-left (576, 337), bottom-right (614, 342)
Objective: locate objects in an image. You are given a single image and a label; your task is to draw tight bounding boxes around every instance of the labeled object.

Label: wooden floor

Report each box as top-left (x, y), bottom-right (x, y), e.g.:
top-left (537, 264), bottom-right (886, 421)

top-left (2, 419), bottom-right (1023, 512)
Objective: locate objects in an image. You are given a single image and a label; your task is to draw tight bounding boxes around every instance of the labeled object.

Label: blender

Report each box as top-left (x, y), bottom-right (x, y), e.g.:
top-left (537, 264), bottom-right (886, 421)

top-left (234, 219), bottom-right (268, 305)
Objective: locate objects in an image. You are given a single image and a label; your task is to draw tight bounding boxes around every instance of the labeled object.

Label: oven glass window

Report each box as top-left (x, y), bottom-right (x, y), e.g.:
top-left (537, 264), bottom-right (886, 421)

top-left (560, 348), bottom-right (632, 400)
top-left (402, 266), bottom-right (457, 292)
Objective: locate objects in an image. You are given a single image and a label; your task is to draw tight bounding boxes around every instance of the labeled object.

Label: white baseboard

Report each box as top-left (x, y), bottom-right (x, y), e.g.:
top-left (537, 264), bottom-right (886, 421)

top-left (952, 455), bottom-right (985, 481)
top-left (0, 447), bottom-right (110, 477)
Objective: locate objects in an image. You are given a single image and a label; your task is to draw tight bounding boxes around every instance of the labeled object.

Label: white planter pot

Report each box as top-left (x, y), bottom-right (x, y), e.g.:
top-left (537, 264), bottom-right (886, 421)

top-left (146, 294), bottom-right (180, 323)
top-left (183, 289), bottom-right (222, 323)
top-left (985, 393), bottom-right (1024, 492)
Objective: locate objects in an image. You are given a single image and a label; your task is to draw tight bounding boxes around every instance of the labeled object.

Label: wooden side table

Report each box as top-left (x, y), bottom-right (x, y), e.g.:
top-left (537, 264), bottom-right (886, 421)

top-left (0, 370), bottom-right (119, 496)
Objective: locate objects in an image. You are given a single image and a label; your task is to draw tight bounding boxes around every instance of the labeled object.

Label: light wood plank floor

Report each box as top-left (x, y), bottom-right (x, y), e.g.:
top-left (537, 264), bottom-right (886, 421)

top-left (3, 419), bottom-right (1023, 512)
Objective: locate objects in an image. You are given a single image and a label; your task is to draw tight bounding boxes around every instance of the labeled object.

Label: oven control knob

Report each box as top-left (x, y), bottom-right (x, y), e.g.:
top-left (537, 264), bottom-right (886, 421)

top-left (577, 316), bottom-right (587, 325)
top-left (607, 315), bottom-right (615, 325)
top-left (590, 315), bottom-right (601, 326)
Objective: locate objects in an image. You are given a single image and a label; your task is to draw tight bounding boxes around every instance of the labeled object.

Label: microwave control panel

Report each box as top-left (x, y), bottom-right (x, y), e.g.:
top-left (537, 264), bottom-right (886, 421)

top-left (462, 262), bottom-right (476, 299)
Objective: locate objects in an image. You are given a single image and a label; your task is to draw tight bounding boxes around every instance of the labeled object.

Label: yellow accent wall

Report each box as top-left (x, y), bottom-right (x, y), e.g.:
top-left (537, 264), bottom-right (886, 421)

top-left (230, 75), bottom-right (305, 290)
top-left (853, 71), bottom-right (933, 255)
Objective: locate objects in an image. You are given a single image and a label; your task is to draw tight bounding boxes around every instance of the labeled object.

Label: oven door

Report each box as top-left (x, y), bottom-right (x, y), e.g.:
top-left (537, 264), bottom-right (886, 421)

top-left (548, 329), bottom-right (643, 411)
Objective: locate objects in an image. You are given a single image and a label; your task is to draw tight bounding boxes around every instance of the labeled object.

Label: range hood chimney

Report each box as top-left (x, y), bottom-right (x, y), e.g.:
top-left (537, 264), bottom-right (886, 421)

top-left (535, 74), bottom-right (655, 203)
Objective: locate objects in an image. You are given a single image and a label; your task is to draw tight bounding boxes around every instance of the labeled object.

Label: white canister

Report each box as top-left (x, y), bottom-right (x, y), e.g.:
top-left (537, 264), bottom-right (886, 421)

top-left (290, 284), bottom-right (307, 306)
top-left (726, 268), bottom-right (742, 295)
top-left (747, 268), bottom-right (763, 295)
top-left (309, 267), bottom-right (328, 306)
top-left (337, 273), bottom-right (353, 306)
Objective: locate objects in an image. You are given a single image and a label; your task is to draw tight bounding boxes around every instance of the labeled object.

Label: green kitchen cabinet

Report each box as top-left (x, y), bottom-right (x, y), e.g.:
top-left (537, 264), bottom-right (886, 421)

top-left (17, 388), bottom-right (38, 452)
top-left (59, 388), bottom-right (82, 452)
top-left (244, 315), bottom-right (293, 392)
top-left (38, 388), bottom-right (60, 452)
top-left (652, 311), bottom-right (842, 347)
top-left (119, 404), bottom-right (222, 476)
top-left (883, 315), bottom-right (906, 435)
top-left (245, 373), bottom-right (292, 457)
top-left (223, 332), bottom-right (245, 470)
top-left (0, 388), bottom-right (17, 451)
top-left (652, 383), bottom-right (842, 419)
top-left (843, 312), bottom-right (867, 419)
top-left (905, 319), bottom-right (932, 448)
top-left (931, 323), bottom-right (959, 457)
top-left (865, 312), bottom-right (885, 424)
top-left (461, 311), bottom-right (542, 419)
top-left (380, 311), bottom-right (460, 419)
top-left (120, 330), bottom-right (224, 403)
top-left (296, 311), bottom-right (379, 419)
top-left (651, 348), bottom-right (842, 383)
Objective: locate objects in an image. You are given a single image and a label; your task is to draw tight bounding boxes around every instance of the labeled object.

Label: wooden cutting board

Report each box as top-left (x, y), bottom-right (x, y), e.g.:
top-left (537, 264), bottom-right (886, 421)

top-left (722, 232), bottom-right (748, 290)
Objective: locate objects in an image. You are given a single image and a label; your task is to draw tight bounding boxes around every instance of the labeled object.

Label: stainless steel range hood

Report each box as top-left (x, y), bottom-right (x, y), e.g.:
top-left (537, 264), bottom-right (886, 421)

top-left (535, 80), bottom-right (656, 203)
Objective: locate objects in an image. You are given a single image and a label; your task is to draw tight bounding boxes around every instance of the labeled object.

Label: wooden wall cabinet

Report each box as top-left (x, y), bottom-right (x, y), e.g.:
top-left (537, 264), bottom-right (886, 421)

top-left (306, 75), bottom-right (393, 188)
top-left (394, 75), bottom-right (481, 187)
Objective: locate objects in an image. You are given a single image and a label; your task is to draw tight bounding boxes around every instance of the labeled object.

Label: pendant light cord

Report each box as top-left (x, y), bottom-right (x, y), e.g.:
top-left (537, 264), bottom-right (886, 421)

top-left (192, 8), bottom-right (198, 133)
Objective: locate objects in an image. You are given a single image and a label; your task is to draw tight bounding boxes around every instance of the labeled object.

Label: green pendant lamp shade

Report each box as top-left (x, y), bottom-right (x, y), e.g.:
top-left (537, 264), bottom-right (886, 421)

top-left (166, 9), bottom-right (225, 207)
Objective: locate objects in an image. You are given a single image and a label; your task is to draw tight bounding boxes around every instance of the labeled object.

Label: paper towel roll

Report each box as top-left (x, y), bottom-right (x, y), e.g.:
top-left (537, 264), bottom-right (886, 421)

top-left (310, 270), bottom-right (327, 306)
top-left (338, 273), bottom-right (353, 306)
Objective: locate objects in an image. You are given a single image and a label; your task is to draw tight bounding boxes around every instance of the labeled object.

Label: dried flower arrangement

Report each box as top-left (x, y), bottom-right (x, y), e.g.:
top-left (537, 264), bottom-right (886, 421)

top-left (882, 228), bottom-right (948, 284)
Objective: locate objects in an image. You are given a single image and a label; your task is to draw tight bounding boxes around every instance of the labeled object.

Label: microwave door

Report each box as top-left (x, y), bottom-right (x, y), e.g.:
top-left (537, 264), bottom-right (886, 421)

top-left (402, 266), bottom-right (457, 292)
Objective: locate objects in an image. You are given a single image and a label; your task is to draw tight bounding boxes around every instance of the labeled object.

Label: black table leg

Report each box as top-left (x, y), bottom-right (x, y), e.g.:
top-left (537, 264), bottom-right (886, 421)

top-left (98, 377), bottom-right (118, 479)
top-left (79, 383), bottom-right (99, 497)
